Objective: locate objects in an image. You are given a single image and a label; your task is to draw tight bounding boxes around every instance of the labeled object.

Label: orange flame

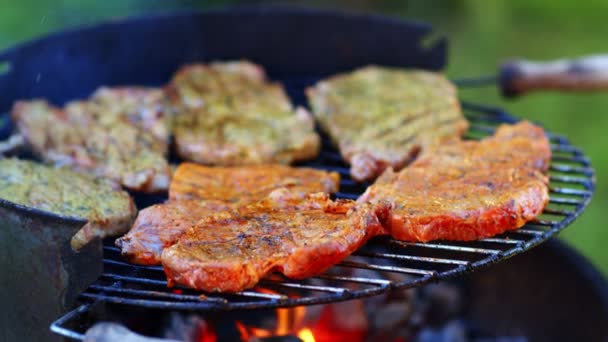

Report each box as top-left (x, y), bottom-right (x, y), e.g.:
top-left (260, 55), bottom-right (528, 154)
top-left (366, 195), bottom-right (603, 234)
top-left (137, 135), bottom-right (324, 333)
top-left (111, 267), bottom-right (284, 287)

top-left (236, 288), bottom-right (315, 342)
top-left (298, 328), bottom-right (316, 342)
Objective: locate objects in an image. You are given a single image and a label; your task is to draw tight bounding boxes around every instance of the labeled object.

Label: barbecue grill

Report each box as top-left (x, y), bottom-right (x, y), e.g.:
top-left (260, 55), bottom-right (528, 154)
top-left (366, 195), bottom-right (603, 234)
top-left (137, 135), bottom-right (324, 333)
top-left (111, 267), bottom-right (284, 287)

top-left (0, 7), bottom-right (600, 341)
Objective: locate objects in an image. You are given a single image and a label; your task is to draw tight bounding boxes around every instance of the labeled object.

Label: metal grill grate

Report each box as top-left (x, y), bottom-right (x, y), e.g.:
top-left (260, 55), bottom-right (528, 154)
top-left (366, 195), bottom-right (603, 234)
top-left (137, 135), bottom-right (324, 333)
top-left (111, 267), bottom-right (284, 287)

top-left (65, 97), bottom-right (594, 313)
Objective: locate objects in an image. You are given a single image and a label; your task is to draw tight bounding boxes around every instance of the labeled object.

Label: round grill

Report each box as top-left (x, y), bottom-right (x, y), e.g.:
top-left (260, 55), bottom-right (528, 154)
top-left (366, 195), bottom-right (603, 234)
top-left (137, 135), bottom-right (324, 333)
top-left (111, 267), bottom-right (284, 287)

top-left (76, 85), bottom-right (595, 311)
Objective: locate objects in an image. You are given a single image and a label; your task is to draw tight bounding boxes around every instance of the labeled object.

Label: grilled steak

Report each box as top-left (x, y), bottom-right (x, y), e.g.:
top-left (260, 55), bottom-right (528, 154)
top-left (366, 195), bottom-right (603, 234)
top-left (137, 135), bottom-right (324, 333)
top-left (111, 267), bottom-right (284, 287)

top-left (116, 200), bottom-right (234, 265)
top-left (307, 66), bottom-right (468, 181)
top-left (359, 121), bottom-right (551, 242)
top-left (167, 61), bottom-right (320, 165)
top-left (0, 158), bottom-right (136, 249)
top-left (118, 163), bottom-right (340, 265)
top-left (11, 87), bottom-right (171, 192)
top-left (169, 163), bottom-right (340, 202)
top-left (162, 191), bottom-right (388, 292)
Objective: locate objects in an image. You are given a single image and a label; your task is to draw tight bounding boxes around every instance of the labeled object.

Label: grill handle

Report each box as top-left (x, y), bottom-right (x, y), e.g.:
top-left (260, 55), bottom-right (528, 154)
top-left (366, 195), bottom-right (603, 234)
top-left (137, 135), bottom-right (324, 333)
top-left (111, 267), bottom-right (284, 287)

top-left (499, 54), bottom-right (608, 97)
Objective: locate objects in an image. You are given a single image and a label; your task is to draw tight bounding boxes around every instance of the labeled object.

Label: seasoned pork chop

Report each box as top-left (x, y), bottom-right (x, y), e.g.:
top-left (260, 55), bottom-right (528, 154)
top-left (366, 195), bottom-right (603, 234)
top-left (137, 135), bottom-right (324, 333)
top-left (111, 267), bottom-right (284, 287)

top-left (116, 200), bottom-right (234, 265)
top-left (307, 66), bottom-right (467, 181)
top-left (359, 121), bottom-right (551, 241)
top-left (167, 61), bottom-right (320, 165)
top-left (169, 163), bottom-right (340, 202)
top-left (117, 163), bottom-right (340, 265)
top-left (162, 191), bottom-right (388, 292)
top-left (11, 87), bottom-right (171, 193)
top-left (0, 158), bottom-right (136, 249)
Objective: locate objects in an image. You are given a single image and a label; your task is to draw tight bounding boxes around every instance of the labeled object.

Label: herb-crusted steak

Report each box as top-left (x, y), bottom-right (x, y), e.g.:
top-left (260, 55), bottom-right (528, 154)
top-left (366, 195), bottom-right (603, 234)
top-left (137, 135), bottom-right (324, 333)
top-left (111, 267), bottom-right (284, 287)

top-left (359, 121), bottom-right (551, 242)
top-left (307, 66), bottom-right (468, 181)
top-left (117, 163), bottom-right (340, 265)
top-left (11, 87), bottom-right (171, 193)
top-left (0, 158), bottom-right (136, 249)
top-left (167, 61), bottom-right (320, 165)
top-left (162, 191), bottom-right (388, 292)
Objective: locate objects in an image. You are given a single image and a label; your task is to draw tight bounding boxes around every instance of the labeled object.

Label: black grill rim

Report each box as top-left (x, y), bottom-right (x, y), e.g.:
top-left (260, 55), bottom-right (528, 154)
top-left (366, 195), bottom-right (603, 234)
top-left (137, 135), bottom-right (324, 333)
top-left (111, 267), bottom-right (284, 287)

top-left (61, 99), bottom-right (595, 314)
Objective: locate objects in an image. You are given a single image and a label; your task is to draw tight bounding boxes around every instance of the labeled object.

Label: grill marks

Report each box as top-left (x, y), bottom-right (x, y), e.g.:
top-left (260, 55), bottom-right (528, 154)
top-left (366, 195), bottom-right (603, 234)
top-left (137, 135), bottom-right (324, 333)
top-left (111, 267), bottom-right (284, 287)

top-left (307, 66), bottom-right (467, 181)
top-left (168, 61), bottom-right (320, 166)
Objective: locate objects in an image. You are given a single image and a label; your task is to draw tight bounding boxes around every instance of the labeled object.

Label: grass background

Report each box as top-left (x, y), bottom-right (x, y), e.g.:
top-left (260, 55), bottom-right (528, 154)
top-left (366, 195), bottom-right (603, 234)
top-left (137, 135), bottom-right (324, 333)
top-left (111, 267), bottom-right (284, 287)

top-left (1, 0), bottom-right (606, 274)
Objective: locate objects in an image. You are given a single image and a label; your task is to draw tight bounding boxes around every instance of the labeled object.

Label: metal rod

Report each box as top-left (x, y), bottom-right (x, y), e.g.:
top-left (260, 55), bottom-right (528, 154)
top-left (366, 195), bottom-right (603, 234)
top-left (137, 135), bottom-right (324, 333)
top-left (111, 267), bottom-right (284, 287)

top-left (49, 303), bottom-right (90, 341)
top-left (542, 207), bottom-right (575, 216)
top-left (260, 280), bottom-right (348, 293)
top-left (478, 237), bottom-right (524, 244)
top-left (549, 197), bottom-right (583, 205)
top-left (354, 249), bottom-right (469, 265)
top-left (88, 285), bottom-right (226, 303)
top-left (338, 260), bottom-right (436, 275)
top-left (511, 228), bottom-right (544, 235)
top-left (397, 242), bottom-right (502, 254)
top-left (549, 175), bottom-right (591, 185)
top-left (314, 274), bottom-right (392, 285)
top-left (551, 155), bottom-right (590, 165)
top-left (549, 164), bottom-right (593, 175)
top-left (550, 143), bottom-right (582, 154)
top-left (530, 219), bottom-right (558, 226)
top-left (549, 187), bottom-right (592, 197)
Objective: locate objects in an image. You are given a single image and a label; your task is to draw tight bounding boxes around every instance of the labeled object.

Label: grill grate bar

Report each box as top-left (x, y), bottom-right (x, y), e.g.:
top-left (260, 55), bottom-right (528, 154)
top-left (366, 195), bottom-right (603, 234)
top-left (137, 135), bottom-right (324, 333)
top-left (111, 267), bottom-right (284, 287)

top-left (80, 293), bottom-right (225, 309)
top-left (396, 242), bottom-right (502, 254)
top-left (549, 187), bottom-right (592, 197)
top-left (339, 260), bottom-right (436, 275)
top-left (551, 155), bottom-right (590, 164)
top-left (354, 250), bottom-right (469, 265)
top-left (478, 237), bottom-right (524, 245)
top-left (530, 219), bottom-right (559, 226)
top-left (549, 164), bottom-right (593, 175)
top-left (550, 143), bottom-right (582, 154)
top-left (260, 280), bottom-right (348, 293)
top-left (101, 273), bottom-right (167, 286)
top-left (542, 208), bottom-right (575, 216)
top-left (511, 228), bottom-right (544, 236)
top-left (314, 274), bottom-right (392, 285)
top-left (237, 291), bottom-right (287, 300)
top-left (549, 197), bottom-right (584, 205)
top-left (88, 285), bottom-right (215, 303)
top-left (549, 175), bottom-right (591, 185)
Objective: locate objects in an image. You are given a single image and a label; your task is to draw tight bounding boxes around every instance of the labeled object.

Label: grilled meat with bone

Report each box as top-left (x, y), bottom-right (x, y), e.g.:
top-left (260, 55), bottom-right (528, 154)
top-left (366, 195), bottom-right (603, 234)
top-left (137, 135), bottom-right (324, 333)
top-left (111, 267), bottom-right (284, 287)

top-left (167, 61), bottom-right (320, 165)
top-left (359, 121), bottom-right (551, 242)
top-left (117, 163), bottom-right (340, 265)
top-left (307, 66), bottom-right (467, 181)
top-left (162, 190), bottom-right (389, 292)
top-left (0, 158), bottom-right (136, 250)
top-left (11, 87), bottom-right (171, 193)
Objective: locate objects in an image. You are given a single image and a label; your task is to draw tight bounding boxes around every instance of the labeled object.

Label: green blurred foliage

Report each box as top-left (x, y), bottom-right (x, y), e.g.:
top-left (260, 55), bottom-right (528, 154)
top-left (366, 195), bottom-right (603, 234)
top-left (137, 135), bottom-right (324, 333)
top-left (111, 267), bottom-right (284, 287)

top-left (0, 0), bottom-right (606, 273)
